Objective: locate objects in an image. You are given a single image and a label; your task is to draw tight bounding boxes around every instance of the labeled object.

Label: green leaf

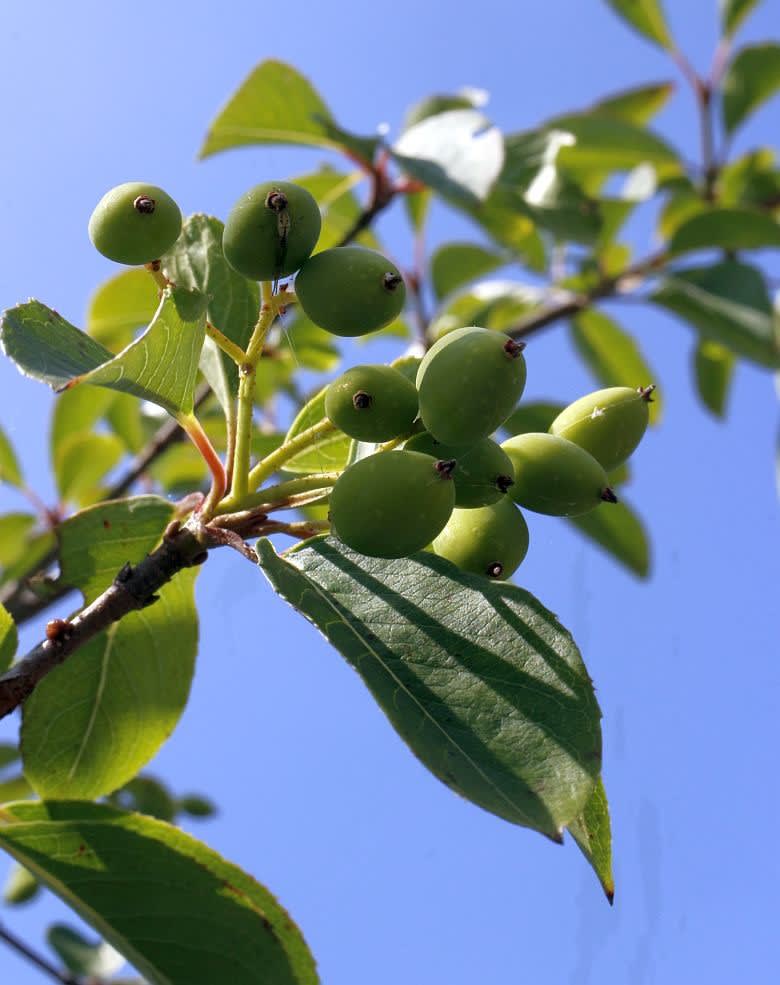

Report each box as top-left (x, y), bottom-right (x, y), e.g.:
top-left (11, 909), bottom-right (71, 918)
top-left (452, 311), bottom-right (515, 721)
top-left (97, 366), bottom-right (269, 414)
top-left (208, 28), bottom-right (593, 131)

top-left (669, 207), bottom-right (780, 254)
top-left (720, 0), bottom-right (761, 36)
top-left (162, 214), bottom-right (259, 420)
top-left (21, 497), bottom-right (198, 799)
top-left (567, 777), bottom-right (615, 903)
top-left (603, 0), bottom-right (673, 49)
top-left (0, 744), bottom-right (19, 771)
top-left (292, 167), bottom-right (379, 251)
top-left (281, 387), bottom-right (351, 475)
top-left (77, 287), bottom-right (208, 417)
top-left (651, 260), bottom-right (778, 366)
top-left (566, 500), bottom-right (651, 578)
top-left (2, 289), bottom-right (207, 418)
top-left (55, 432), bottom-right (125, 506)
top-left (0, 801), bottom-right (318, 985)
top-left (86, 268), bottom-right (159, 352)
top-left (111, 775), bottom-right (177, 822)
top-left (278, 311), bottom-right (340, 372)
top-left (430, 243), bottom-right (507, 300)
top-left (0, 775), bottom-right (31, 801)
top-left (257, 537), bottom-right (601, 840)
top-left (693, 339), bottom-right (735, 417)
top-left (106, 392), bottom-right (145, 454)
top-left (178, 794), bottom-right (217, 819)
top-left (0, 424), bottom-right (22, 487)
top-left (428, 280), bottom-right (543, 341)
top-left (0, 530), bottom-right (55, 591)
top-left (200, 57), bottom-right (376, 166)
top-left (589, 81), bottom-right (675, 125)
top-left (502, 401), bottom-right (565, 436)
top-left (0, 603), bottom-right (17, 674)
top-left (392, 109), bottom-right (505, 205)
top-left (1, 301), bottom-right (114, 388)
top-left (553, 116), bottom-right (681, 179)
top-left (719, 149), bottom-right (780, 211)
top-left (0, 514), bottom-right (36, 569)
top-left (3, 862), bottom-right (40, 905)
top-left (51, 386), bottom-right (114, 466)
top-left (404, 188), bottom-right (432, 233)
top-left (47, 924), bottom-right (124, 978)
top-left (722, 43), bottom-right (780, 134)
top-left (571, 310), bottom-right (662, 423)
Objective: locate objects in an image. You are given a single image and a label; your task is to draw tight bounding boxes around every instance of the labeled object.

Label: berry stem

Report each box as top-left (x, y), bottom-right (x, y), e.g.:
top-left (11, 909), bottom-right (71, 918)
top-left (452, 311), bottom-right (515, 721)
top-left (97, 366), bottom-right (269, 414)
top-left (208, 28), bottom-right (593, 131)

top-left (206, 321), bottom-right (247, 365)
top-left (247, 418), bottom-right (337, 491)
top-left (144, 260), bottom-right (170, 291)
top-left (176, 413), bottom-right (226, 518)
top-left (218, 472), bottom-right (341, 515)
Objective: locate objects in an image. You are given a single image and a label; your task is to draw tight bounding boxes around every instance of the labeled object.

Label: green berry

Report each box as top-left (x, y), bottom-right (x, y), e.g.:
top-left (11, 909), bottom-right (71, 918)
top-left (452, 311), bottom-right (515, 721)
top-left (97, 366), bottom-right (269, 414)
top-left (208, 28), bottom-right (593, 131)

top-left (295, 246), bottom-right (406, 337)
top-left (405, 432), bottom-right (514, 507)
top-left (329, 450), bottom-right (456, 558)
top-left (416, 327), bottom-right (526, 446)
top-left (325, 365), bottom-right (419, 442)
top-left (433, 499), bottom-right (529, 580)
top-left (88, 182), bottom-right (182, 265)
top-left (223, 181), bottom-right (321, 281)
top-left (549, 386), bottom-right (654, 472)
top-left (501, 432), bottom-right (617, 517)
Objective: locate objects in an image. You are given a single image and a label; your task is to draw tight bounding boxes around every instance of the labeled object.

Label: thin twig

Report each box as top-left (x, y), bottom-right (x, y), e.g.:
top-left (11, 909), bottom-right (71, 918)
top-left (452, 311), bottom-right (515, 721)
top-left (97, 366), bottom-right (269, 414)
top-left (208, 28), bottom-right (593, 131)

top-left (0, 922), bottom-right (82, 985)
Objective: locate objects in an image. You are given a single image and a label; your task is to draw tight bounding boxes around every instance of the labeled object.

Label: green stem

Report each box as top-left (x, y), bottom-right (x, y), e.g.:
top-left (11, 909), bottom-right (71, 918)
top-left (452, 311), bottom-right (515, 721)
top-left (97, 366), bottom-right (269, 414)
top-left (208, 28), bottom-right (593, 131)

top-left (247, 418), bottom-right (337, 491)
top-left (206, 321), bottom-right (247, 364)
top-left (229, 282), bottom-right (279, 502)
top-left (218, 472), bottom-right (341, 514)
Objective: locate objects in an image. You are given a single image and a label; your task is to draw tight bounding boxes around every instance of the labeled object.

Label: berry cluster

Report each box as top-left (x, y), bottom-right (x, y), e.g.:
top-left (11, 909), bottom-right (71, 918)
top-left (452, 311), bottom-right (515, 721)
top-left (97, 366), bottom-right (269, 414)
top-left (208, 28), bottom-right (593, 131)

top-left (87, 179), bottom-right (653, 582)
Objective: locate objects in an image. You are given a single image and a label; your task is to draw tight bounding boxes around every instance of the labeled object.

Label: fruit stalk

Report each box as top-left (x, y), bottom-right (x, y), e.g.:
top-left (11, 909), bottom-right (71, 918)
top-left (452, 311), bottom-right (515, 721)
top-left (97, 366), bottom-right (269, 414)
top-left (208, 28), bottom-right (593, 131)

top-left (247, 418), bottom-right (337, 491)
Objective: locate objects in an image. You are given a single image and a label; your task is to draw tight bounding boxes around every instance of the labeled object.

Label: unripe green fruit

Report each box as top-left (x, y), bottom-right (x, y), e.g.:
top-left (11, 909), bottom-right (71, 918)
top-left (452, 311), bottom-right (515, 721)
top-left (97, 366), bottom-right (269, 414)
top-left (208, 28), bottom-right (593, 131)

top-left (416, 327), bottom-right (527, 446)
top-left (88, 182), bottom-right (182, 265)
top-left (325, 365), bottom-right (419, 442)
top-left (405, 432), bottom-right (514, 507)
top-left (3, 863), bottom-right (39, 906)
top-left (433, 498), bottom-right (529, 580)
top-left (295, 246), bottom-right (406, 337)
top-left (329, 450), bottom-right (456, 558)
top-left (550, 386), bottom-right (653, 472)
top-left (501, 432), bottom-right (617, 517)
top-left (223, 181), bottom-right (321, 281)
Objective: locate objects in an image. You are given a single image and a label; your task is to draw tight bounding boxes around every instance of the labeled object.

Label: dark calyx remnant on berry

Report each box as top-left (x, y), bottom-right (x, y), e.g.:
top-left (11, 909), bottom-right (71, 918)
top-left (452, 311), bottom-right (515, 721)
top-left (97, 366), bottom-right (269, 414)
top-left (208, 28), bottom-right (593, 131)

top-left (639, 384), bottom-right (656, 402)
top-left (383, 272), bottom-right (404, 292)
top-left (352, 391), bottom-right (373, 410)
top-left (133, 196), bottom-right (156, 214)
top-left (600, 487), bottom-right (619, 504)
top-left (503, 338), bottom-right (526, 359)
top-left (435, 459), bottom-right (457, 478)
top-left (486, 562), bottom-right (504, 578)
top-left (265, 190), bottom-right (289, 212)
top-left (496, 474), bottom-right (514, 493)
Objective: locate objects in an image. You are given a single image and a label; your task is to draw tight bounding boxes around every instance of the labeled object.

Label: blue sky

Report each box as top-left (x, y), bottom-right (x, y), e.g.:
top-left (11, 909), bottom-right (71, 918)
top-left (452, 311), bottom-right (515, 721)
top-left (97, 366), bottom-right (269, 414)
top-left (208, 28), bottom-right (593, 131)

top-left (1, 1), bottom-right (779, 982)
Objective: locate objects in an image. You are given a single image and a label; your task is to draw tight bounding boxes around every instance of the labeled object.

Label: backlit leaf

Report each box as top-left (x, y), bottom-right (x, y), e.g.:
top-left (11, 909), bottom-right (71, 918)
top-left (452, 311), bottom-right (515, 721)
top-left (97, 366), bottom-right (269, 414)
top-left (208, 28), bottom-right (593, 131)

top-left (693, 339), bottom-right (735, 417)
top-left (430, 243), bottom-right (507, 300)
top-left (603, 0), bottom-right (673, 49)
top-left (281, 387), bottom-right (351, 474)
top-left (567, 776), bottom-right (614, 903)
top-left (669, 207), bottom-right (780, 254)
top-left (722, 43), bottom-right (780, 134)
top-left (86, 268), bottom-right (159, 352)
top-left (0, 603), bottom-right (17, 674)
top-left (720, 0), bottom-right (761, 37)
top-left (0, 425), bottom-right (22, 487)
top-left (566, 500), bottom-right (651, 578)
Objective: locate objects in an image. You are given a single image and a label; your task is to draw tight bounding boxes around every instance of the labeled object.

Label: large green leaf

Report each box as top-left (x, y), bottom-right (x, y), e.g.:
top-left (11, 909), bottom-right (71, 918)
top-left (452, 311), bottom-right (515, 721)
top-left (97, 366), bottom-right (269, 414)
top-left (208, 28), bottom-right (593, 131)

top-left (566, 501), bottom-right (651, 578)
top-left (200, 58), bottom-right (377, 166)
top-left (257, 537), bottom-right (601, 840)
top-left (86, 268), bottom-right (159, 352)
top-left (651, 261), bottom-right (778, 367)
top-left (428, 280), bottom-right (543, 341)
top-left (21, 497), bottom-right (198, 799)
top-left (0, 801), bottom-right (317, 985)
top-left (2, 288), bottom-right (207, 417)
top-left (0, 514), bottom-right (36, 569)
top-left (392, 109), bottom-right (504, 205)
top-left (0, 424), bottom-right (22, 487)
top-left (722, 43), bottom-right (780, 134)
top-left (720, 0), bottom-right (762, 36)
top-left (693, 340), bottom-right (735, 417)
top-left (571, 310), bottom-right (662, 423)
top-left (589, 81), bottom-right (675, 125)
top-left (56, 433), bottom-right (125, 507)
top-left (669, 207), bottom-right (780, 254)
top-left (430, 243), bottom-right (507, 300)
top-left (567, 776), bottom-right (614, 903)
top-left (0, 602), bottom-right (16, 674)
top-left (603, 0), bottom-right (672, 49)
top-left (163, 213), bottom-right (259, 418)
top-left (281, 387), bottom-right (351, 475)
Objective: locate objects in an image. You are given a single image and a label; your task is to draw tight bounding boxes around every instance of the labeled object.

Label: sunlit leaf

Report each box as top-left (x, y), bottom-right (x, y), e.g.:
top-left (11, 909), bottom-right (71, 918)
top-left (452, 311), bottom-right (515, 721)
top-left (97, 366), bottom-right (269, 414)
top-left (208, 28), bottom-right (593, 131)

top-left (292, 167), bottom-right (378, 251)
top-left (720, 0), bottom-right (762, 37)
top-left (0, 602), bottom-right (17, 674)
top-left (722, 43), bottom-right (780, 134)
top-left (693, 339), bottom-right (735, 417)
top-left (200, 57), bottom-right (377, 166)
top-left (0, 801), bottom-right (318, 985)
top-left (47, 924), bottom-right (125, 978)
top-left (55, 432), bottom-right (125, 506)
top-left (430, 243), bottom-right (507, 300)
top-left (589, 81), bottom-right (675, 125)
top-left (669, 207), bottom-right (780, 254)
top-left (566, 500), bottom-right (651, 578)
top-left (85, 268), bottom-right (159, 352)
top-left (258, 537), bottom-right (601, 840)
top-left (0, 424), bottom-right (23, 488)
top-left (281, 387), bottom-right (351, 474)
top-left (603, 0), bottom-right (673, 49)
top-left (567, 776), bottom-right (614, 903)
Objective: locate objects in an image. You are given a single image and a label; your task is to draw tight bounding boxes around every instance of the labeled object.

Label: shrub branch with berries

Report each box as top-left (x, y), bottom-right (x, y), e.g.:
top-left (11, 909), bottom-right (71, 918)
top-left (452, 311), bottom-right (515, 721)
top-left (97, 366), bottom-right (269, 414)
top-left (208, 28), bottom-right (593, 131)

top-left (0, 2), bottom-right (778, 979)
